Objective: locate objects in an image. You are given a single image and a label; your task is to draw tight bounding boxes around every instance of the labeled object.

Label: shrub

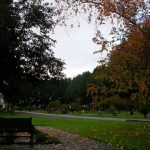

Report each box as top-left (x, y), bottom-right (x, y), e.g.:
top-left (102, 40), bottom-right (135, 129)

top-left (61, 104), bottom-right (69, 114)
top-left (98, 96), bottom-right (128, 111)
top-left (109, 105), bottom-right (117, 115)
top-left (47, 100), bottom-right (61, 113)
top-left (68, 103), bottom-right (81, 112)
top-left (139, 101), bottom-right (150, 118)
top-left (98, 100), bottom-right (110, 111)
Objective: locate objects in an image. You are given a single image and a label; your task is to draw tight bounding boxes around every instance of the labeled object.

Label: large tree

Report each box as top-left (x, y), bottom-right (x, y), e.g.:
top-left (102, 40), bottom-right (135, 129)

top-left (88, 19), bottom-right (150, 114)
top-left (108, 19), bottom-right (150, 101)
top-left (0, 0), bottom-right (65, 107)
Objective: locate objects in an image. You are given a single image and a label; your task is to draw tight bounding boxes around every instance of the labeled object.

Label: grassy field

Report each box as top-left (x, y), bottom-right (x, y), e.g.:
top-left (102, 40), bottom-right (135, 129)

top-left (0, 113), bottom-right (150, 150)
top-left (70, 111), bottom-right (150, 119)
top-left (33, 110), bottom-right (150, 119)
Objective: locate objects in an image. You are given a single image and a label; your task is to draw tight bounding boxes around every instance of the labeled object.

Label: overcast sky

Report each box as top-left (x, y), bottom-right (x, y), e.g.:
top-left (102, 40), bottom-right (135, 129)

top-left (14, 0), bottom-right (111, 78)
top-left (44, 0), bottom-right (111, 78)
top-left (53, 21), bottom-right (108, 78)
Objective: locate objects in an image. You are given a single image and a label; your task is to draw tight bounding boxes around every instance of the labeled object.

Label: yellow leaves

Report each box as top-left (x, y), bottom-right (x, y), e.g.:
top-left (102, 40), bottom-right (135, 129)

top-left (87, 84), bottom-right (99, 97)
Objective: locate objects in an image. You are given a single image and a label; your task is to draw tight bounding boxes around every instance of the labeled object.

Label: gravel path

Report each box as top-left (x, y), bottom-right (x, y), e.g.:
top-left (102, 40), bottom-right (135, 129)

top-left (0, 127), bottom-right (116, 150)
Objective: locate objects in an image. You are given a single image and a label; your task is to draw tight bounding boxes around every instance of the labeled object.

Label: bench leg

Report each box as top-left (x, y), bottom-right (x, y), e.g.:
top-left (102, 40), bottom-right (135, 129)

top-left (30, 134), bottom-right (34, 147)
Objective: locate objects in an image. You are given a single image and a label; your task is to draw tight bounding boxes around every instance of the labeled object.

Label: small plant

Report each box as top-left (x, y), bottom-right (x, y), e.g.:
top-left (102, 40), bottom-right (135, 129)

top-left (47, 100), bottom-right (61, 113)
top-left (35, 130), bottom-right (59, 144)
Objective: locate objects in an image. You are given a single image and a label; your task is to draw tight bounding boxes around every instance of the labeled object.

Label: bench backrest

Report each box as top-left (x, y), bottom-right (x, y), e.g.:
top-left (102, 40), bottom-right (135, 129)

top-left (0, 118), bottom-right (33, 129)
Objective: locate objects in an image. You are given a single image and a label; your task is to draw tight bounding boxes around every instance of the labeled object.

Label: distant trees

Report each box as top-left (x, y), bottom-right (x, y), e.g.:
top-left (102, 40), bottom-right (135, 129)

top-left (65, 71), bottom-right (92, 105)
top-left (0, 0), bottom-right (65, 109)
top-left (11, 79), bottom-right (69, 110)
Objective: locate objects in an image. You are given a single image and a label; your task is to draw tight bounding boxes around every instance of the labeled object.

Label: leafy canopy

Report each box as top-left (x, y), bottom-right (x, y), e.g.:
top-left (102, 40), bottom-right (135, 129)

top-left (0, 0), bottom-right (65, 104)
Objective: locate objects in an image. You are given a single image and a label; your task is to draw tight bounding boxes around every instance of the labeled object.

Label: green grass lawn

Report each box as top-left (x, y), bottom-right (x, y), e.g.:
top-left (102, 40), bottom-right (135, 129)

top-left (70, 111), bottom-right (150, 119)
top-left (0, 113), bottom-right (150, 150)
top-left (30, 110), bottom-right (150, 119)
top-left (98, 111), bottom-right (150, 119)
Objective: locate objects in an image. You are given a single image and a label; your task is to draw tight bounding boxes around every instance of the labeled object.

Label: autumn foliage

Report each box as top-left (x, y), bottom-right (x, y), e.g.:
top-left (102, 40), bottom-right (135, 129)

top-left (55, 0), bottom-right (150, 114)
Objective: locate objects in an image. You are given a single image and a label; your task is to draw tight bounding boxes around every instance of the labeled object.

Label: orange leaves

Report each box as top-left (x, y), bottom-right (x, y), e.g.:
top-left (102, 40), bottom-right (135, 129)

top-left (106, 18), bottom-right (150, 100)
top-left (100, 0), bottom-right (115, 16)
top-left (138, 81), bottom-right (148, 94)
top-left (54, 0), bottom-right (150, 54)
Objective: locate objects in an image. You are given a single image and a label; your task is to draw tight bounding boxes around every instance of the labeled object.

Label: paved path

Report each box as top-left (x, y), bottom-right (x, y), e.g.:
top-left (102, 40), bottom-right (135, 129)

top-left (17, 111), bottom-right (126, 121)
top-left (17, 111), bottom-right (150, 122)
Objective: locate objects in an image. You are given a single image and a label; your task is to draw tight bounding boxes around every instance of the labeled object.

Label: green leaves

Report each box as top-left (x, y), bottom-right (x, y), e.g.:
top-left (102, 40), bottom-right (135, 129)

top-left (0, 0), bottom-right (65, 106)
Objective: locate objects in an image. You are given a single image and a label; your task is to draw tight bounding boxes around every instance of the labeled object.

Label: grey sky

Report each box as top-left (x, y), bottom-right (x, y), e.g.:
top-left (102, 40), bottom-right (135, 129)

top-left (53, 21), bottom-right (106, 78)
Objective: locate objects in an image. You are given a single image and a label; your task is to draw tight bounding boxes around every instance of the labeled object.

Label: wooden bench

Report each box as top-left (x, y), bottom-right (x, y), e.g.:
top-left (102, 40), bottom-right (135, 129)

top-left (0, 117), bottom-right (35, 146)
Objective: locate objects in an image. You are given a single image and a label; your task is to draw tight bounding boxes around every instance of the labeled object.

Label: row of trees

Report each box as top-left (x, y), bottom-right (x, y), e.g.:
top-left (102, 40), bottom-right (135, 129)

top-left (13, 71), bottom-right (93, 110)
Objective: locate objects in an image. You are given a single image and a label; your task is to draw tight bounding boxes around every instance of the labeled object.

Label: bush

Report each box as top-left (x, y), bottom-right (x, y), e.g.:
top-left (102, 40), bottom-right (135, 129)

top-left (98, 100), bottom-right (110, 111)
top-left (47, 100), bottom-right (61, 113)
top-left (98, 96), bottom-right (128, 111)
top-left (139, 101), bottom-right (150, 118)
top-left (109, 105), bottom-right (117, 115)
top-left (68, 103), bottom-right (81, 112)
top-left (61, 104), bottom-right (69, 114)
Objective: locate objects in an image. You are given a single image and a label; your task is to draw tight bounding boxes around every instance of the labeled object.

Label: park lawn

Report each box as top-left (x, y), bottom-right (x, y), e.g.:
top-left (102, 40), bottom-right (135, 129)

top-left (98, 111), bottom-right (150, 119)
top-left (0, 113), bottom-right (150, 150)
top-left (30, 110), bottom-right (150, 119)
top-left (70, 111), bottom-right (150, 119)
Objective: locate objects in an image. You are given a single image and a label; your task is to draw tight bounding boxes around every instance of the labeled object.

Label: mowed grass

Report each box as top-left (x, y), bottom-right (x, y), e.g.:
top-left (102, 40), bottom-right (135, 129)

top-left (71, 111), bottom-right (150, 119)
top-left (97, 111), bottom-right (150, 119)
top-left (0, 113), bottom-right (150, 150)
top-left (32, 110), bottom-right (150, 119)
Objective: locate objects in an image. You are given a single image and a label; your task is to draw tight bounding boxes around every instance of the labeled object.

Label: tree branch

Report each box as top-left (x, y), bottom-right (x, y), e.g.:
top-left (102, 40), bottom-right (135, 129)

top-left (80, 0), bottom-right (140, 29)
